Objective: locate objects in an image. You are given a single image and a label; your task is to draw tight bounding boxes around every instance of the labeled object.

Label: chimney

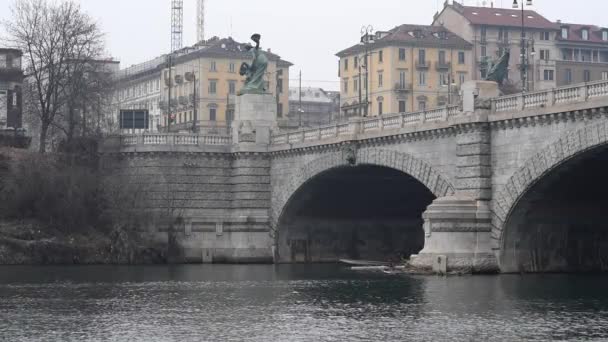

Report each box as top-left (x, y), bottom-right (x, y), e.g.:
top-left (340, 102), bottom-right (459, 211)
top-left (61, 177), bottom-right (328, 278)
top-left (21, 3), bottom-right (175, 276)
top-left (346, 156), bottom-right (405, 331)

top-left (557, 19), bottom-right (562, 25)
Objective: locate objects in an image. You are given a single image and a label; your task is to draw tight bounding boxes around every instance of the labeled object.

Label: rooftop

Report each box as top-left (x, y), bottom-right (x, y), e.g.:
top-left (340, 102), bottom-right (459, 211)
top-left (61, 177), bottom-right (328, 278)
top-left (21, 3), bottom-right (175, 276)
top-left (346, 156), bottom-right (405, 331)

top-left (557, 23), bottom-right (608, 44)
top-left (289, 87), bottom-right (333, 103)
top-left (336, 24), bottom-right (471, 57)
top-left (441, 1), bottom-right (558, 30)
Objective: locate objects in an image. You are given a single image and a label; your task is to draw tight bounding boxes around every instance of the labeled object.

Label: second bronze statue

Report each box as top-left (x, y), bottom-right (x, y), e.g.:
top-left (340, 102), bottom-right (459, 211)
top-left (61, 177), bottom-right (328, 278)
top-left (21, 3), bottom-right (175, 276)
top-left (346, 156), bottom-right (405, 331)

top-left (238, 34), bottom-right (269, 96)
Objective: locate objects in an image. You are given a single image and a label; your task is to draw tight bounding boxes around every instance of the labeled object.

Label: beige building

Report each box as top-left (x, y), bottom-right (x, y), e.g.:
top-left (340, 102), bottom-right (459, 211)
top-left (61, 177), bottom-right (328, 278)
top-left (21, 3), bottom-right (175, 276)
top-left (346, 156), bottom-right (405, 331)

top-left (555, 23), bottom-right (608, 86)
top-left (433, 1), bottom-right (560, 90)
top-left (336, 24), bottom-right (473, 117)
top-left (160, 37), bottom-right (292, 133)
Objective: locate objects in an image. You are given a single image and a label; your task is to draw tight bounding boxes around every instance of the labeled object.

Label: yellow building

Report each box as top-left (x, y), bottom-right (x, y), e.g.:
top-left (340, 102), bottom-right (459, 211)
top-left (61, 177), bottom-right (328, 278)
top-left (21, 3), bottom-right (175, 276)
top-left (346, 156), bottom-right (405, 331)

top-left (160, 37), bottom-right (292, 133)
top-left (336, 25), bottom-right (473, 117)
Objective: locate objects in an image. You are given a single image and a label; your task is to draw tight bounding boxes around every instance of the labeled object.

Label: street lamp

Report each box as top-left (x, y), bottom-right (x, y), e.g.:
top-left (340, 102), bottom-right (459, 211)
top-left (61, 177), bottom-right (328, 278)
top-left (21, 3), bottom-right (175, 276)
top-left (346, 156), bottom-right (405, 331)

top-left (359, 25), bottom-right (374, 117)
top-left (185, 71), bottom-right (198, 133)
top-left (513, 0), bottom-right (534, 92)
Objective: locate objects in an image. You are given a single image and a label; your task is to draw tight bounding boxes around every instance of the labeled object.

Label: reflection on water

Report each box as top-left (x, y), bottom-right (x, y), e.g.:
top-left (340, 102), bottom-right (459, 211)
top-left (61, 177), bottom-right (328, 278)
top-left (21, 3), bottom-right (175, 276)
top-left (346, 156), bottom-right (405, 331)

top-left (1, 265), bottom-right (608, 341)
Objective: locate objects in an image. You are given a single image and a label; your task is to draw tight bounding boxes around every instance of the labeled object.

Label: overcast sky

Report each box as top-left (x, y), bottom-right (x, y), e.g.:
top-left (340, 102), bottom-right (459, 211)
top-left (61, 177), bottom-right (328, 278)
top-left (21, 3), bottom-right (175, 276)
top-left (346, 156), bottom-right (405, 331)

top-left (2, 0), bottom-right (608, 90)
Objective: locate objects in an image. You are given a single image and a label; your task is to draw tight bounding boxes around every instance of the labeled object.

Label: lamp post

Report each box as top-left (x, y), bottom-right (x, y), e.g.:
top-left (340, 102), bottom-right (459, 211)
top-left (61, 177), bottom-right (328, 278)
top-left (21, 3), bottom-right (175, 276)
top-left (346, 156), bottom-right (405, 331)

top-left (360, 25), bottom-right (374, 117)
top-left (513, 0), bottom-right (534, 92)
top-left (185, 71), bottom-right (198, 133)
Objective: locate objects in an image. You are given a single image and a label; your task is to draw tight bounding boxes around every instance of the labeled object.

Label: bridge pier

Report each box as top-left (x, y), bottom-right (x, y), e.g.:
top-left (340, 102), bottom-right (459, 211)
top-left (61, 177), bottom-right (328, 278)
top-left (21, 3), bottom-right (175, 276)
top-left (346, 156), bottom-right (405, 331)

top-left (410, 196), bottom-right (498, 273)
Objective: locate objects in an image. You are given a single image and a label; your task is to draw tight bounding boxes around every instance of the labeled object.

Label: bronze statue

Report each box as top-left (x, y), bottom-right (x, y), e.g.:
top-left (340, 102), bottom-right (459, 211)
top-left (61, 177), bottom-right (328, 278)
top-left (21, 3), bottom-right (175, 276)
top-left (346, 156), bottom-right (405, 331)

top-left (238, 34), bottom-right (269, 95)
top-left (484, 51), bottom-right (510, 85)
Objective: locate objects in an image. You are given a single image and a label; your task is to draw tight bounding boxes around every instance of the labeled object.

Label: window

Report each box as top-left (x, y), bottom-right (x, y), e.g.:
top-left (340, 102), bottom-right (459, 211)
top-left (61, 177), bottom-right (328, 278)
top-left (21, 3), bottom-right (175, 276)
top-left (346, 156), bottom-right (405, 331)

top-left (584, 70), bottom-right (591, 82)
top-left (543, 70), bottom-right (554, 81)
top-left (399, 48), bottom-right (406, 61)
top-left (458, 51), bottom-right (465, 64)
top-left (363, 75), bottom-right (367, 90)
top-left (540, 49), bottom-right (550, 61)
top-left (378, 50), bottom-right (383, 63)
top-left (562, 27), bottom-right (569, 39)
top-left (399, 71), bottom-right (407, 88)
top-left (418, 71), bottom-right (426, 86)
top-left (418, 101), bottom-right (426, 111)
top-left (378, 73), bottom-right (383, 87)
top-left (277, 79), bottom-right (283, 93)
top-left (354, 79), bottom-right (358, 92)
top-left (439, 73), bottom-right (448, 86)
top-left (418, 49), bottom-right (426, 64)
top-left (603, 71), bottom-right (608, 80)
top-left (209, 108), bottom-right (216, 121)
top-left (210, 61), bottom-right (217, 71)
top-left (343, 79), bottom-right (348, 93)
top-left (354, 57), bottom-right (358, 68)
top-left (229, 63), bottom-right (236, 73)
top-left (565, 69), bottom-right (572, 84)
top-left (278, 103), bottom-right (283, 117)
top-left (582, 29), bottom-right (589, 41)
top-left (344, 58), bottom-right (349, 71)
top-left (209, 80), bottom-right (217, 94)
top-left (458, 72), bottom-right (466, 85)
top-left (12, 91), bottom-right (17, 106)
top-left (229, 81), bottom-right (236, 95)
top-left (156, 80), bottom-right (160, 91)
top-left (398, 100), bottom-right (406, 113)
top-left (439, 50), bottom-right (446, 64)
top-left (604, 31), bottom-right (608, 41)
top-left (499, 28), bottom-right (509, 43)
top-left (540, 32), bottom-right (549, 40)
top-left (378, 101), bottom-right (383, 115)
top-left (481, 46), bottom-right (487, 57)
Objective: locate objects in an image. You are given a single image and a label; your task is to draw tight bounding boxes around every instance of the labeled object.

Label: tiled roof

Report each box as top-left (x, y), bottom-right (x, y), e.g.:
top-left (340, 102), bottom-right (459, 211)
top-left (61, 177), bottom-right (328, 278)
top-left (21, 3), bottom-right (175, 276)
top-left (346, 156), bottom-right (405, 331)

top-left (457, 5), bottom-right (558, 30)
top-left (175, 37), bottom-right (293, 67)
top-left (288, 87), bottom-right (332, 103)
top-left (336, 25), bottom-right (471, 57)
top-left (557, 23), bottom-right (608, 44)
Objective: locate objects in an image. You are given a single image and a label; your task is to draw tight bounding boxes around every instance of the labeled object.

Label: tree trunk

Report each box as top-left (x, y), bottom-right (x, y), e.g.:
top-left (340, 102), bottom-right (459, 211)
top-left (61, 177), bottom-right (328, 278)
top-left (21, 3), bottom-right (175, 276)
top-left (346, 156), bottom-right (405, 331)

top-left (67, 106), bottom-right (76, 145)
top-left (39, 122), bottom-right (49, 153)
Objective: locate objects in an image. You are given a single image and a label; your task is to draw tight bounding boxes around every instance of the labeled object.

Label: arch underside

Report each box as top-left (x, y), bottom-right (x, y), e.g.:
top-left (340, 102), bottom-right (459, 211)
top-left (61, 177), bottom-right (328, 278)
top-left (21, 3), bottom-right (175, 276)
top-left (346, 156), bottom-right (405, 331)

top-left (493, 121), bottom-right (608, 272)
top-left (272, 148), bottom-right (455, 263)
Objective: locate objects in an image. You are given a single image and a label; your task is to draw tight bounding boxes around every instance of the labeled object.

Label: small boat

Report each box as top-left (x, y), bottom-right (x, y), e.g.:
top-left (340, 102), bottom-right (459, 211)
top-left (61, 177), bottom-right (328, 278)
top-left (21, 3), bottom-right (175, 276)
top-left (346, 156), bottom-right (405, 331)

top-left (339, 259), bottom-right (392, 266)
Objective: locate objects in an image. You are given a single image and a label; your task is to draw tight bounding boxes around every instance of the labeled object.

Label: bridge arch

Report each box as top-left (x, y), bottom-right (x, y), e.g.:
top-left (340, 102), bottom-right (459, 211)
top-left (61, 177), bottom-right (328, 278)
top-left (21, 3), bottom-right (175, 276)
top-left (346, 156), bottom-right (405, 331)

top-left (492, 121), bottom-right (608, 272)
top-left (272, 148), bottom-right (455, 263)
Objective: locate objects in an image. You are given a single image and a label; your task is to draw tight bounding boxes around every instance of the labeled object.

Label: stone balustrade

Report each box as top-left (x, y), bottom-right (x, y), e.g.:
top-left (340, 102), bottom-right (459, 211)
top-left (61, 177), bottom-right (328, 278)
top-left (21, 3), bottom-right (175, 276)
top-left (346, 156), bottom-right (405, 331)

top-left (117, 133), bottom-right (231, 147)
top-left (111, 80), bottom-right (608, 149)
top-left (273, 80), bottom-right (608, 146)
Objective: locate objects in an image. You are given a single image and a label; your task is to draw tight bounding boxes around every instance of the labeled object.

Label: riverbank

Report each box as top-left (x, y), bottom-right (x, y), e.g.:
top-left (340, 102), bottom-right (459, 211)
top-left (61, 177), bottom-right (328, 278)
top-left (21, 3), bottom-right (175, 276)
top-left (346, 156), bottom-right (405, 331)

top-left (0, 220), bottom-right (166, 265)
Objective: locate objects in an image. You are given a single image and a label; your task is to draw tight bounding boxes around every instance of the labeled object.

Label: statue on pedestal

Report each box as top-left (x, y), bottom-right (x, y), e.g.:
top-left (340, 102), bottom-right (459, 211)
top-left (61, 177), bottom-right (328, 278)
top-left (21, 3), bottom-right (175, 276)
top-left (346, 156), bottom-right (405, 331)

top-left (238, 34), bottom-right (269, 95)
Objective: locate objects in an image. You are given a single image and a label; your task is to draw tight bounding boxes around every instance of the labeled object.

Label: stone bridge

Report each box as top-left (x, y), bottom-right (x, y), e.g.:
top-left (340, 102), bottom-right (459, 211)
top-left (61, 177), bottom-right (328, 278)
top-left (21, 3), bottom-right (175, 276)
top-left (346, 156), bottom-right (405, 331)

top-left (102, 81), bottom-right (608, 273)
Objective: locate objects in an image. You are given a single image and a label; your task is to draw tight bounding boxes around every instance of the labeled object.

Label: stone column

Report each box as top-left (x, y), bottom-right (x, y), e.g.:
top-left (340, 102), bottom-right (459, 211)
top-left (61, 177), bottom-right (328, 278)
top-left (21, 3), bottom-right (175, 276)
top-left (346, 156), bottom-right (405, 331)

top-left (410, 81), bottom-right (498, 273)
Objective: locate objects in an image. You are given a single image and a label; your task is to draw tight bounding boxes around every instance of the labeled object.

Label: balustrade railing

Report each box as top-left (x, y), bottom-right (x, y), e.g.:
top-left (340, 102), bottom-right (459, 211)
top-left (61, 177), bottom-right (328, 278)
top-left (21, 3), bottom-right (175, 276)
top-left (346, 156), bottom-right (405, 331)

top-left (115, 80), bottom-right (608, 148)
top-left (115, 133), bottom-right (231, 147)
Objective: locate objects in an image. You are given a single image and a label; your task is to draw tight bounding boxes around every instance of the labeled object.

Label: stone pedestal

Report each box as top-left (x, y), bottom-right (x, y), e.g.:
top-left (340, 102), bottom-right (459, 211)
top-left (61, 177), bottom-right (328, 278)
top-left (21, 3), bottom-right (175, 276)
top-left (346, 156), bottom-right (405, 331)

top-left (462, 80), bottom-right (500, 113)
top-left (232, 93), bottom-right (278, 145)
top-left (410, 196), bottom-right (499, 273)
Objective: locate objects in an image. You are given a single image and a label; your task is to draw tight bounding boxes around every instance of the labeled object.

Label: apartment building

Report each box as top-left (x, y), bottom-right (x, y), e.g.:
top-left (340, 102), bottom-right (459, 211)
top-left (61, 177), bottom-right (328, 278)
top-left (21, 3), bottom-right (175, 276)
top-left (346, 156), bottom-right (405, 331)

top-left (0, 48), bottom-right (23, 130)
top-left (336, 24), bottom-right (472, 117)
top-left (433, 1), bottom-right (559, 90)
top-left (555, 22), bottom-right (608, 86)
top-left (160, 37), bottom-right (292, 133)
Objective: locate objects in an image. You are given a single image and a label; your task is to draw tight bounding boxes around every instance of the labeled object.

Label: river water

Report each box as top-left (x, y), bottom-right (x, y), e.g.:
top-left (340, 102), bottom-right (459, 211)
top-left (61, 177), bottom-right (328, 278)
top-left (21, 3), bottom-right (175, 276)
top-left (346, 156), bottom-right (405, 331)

top-left (1, 265), bottom-right (608, 341)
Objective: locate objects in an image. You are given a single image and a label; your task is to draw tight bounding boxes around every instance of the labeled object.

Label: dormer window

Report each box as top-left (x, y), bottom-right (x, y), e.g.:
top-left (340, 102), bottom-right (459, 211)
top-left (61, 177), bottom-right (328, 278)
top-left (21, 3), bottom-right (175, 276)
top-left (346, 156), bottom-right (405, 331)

top-left (561, 27), bottom-right (569, 39)
top-left (582, 29), bottom-right (589, 41)
top-left (603, 30), bottom-right (608, 41)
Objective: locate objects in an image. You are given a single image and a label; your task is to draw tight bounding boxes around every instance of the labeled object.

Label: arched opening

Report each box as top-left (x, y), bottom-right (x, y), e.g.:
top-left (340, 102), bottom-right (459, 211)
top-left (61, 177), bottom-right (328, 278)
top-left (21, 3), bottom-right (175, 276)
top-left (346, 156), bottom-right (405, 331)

top-left (501, 145), bottom-right (608, 273)
top-left (276, 165), bottom-right (436, 263)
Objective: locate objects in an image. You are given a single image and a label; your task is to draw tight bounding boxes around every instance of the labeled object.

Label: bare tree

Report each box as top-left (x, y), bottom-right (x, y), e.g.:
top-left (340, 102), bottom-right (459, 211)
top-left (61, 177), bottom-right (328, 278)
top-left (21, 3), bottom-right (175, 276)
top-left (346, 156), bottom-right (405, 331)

top-left (2, 0), bottom-right (105, 152)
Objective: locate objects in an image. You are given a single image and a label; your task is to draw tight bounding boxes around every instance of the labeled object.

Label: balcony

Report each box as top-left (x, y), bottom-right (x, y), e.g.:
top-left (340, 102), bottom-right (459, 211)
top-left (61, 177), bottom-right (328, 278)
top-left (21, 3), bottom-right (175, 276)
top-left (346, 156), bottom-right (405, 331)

top-left (394, 82), bottom-right (412, 93)
top-left (178, 96), bottom-right (189, 106)
top-left (435, 61), bottom-right (451, 71)
top-left (416, 60), bottom-right (430, 69)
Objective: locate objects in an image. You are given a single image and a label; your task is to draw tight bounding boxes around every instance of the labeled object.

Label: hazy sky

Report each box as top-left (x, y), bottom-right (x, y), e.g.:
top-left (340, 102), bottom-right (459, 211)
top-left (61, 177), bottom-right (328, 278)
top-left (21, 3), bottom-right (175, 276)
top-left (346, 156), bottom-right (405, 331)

top-left (2, 0), bottom-right (608, 90)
